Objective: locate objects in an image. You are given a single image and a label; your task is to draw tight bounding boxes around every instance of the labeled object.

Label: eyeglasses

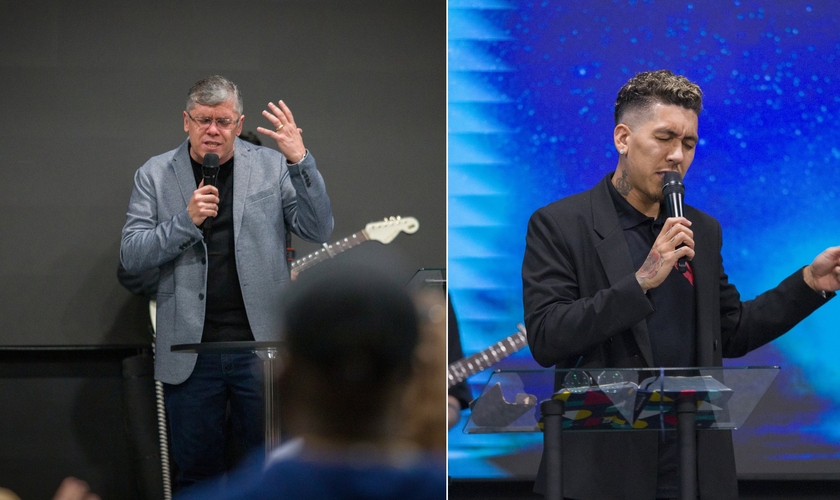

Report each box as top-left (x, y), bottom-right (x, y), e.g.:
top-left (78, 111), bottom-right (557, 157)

top-left (186, 111), bottom-right (241, 130)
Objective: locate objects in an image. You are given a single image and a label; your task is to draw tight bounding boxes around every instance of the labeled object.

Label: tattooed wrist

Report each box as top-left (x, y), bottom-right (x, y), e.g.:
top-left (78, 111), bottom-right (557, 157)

top-left (636, 250), bottom-right (663, 291)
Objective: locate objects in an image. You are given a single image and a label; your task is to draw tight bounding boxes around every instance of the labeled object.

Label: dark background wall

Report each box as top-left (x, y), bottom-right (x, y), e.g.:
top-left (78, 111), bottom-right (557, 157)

top-left (0, 1), bottom-right (444, 498)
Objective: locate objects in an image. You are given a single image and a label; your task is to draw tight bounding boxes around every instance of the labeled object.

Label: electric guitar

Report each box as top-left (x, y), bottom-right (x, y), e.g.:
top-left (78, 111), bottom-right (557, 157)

top-left (448, 323), bottom-right (528, 388)
top-left (291, 216), bottom-right (419, 276)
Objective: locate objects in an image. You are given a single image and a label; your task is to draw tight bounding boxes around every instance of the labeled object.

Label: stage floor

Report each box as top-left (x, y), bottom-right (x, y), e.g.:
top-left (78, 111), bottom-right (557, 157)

top-left (448, 479), bottom-right (840, 500)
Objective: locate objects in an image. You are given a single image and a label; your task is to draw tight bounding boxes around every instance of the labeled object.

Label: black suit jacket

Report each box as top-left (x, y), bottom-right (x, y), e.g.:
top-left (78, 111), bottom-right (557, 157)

top-left (522, 173), bottom-right (830, 500)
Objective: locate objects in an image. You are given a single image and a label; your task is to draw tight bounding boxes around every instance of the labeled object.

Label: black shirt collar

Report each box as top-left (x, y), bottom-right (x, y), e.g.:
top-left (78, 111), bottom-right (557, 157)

top-left (606, 174), bottom-right (666, 231)
top-left (189, 149), bottom-right (234, 187)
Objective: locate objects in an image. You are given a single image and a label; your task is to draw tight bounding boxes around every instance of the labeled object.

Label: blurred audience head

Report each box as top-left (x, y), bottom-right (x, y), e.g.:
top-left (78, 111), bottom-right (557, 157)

top-left (278, 259), bottom-right (420, 444)
top-left (400, 288), bottom-right (447, 453)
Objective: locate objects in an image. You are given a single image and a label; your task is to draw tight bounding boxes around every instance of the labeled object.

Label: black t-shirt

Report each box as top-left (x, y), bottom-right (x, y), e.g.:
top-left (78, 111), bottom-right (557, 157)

top-left (190, 153), bottom-right (254, 342)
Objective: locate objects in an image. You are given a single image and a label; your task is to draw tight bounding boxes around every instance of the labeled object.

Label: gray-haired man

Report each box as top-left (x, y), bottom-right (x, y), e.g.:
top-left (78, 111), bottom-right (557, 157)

top-left (120, 75), bottom-right (333, 490)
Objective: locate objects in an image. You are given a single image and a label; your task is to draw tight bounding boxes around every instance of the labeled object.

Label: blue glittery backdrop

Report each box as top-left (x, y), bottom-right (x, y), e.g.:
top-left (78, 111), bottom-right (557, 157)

top-left (449, 0), bottom-right (840, 478)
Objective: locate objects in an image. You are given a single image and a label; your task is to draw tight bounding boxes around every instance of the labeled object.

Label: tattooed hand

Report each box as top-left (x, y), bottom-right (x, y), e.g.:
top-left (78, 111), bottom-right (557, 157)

top-left (636, 217), bottom-right (695, 292)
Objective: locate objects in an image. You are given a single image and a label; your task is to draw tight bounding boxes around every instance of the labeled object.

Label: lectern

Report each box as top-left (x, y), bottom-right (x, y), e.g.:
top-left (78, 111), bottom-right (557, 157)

top-left (171, 341), bottom-right (284, 454)
top-left (465, 366), bottom-right (780, 500)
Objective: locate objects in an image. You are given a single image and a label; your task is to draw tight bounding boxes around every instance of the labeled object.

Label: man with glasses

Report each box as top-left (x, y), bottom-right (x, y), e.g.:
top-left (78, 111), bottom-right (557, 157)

top-left (120, 75), bottom-right (333, 491)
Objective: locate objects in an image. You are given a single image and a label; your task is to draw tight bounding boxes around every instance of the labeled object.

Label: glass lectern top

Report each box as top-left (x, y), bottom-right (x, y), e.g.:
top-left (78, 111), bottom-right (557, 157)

top-left (464, 367), bottom-right (780, 434)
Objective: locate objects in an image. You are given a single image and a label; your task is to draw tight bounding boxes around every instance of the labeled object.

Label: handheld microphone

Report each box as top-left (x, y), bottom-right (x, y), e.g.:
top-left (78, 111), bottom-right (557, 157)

top-left (201, 153), bottom-right (220, 239)
top-left (662, 171), bottom-right (687, 273)
top-left (202, 153), bottom-right (219, 188)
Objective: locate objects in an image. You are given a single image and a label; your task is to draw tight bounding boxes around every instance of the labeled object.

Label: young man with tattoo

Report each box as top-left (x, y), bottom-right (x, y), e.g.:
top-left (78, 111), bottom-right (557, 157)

top-left (521, 69), bottom-right (840, 500)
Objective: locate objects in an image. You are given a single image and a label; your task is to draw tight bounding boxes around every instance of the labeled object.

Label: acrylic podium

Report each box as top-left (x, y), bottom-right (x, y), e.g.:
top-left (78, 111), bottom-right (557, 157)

top-left (171, 341), bottom-right (284, 455)
top-left (405, 267), bottom-right (446, 293)
top-left (464, 366), bottom-right (780, 500)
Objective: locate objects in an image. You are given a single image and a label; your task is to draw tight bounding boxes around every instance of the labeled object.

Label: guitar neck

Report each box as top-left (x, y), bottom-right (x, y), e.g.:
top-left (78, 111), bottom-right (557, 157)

top-left (448, 328), bottom-right (527, 388)
top-left (291, 231), bottom-right (370, 274)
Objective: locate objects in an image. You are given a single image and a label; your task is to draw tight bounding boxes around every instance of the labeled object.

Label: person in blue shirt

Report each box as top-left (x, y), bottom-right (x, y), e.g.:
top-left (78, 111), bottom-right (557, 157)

top-left (176, 261), bottom-right (446, 500)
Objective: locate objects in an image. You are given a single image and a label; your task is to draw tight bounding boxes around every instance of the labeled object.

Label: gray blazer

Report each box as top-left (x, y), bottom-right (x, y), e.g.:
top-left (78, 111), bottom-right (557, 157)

top-left (121, 138), bottom-right (333, 384)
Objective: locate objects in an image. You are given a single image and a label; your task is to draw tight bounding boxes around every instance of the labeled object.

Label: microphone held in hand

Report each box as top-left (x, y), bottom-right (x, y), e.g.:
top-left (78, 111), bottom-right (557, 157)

top-left (662, 171), bottom-right (687, 273)
top-left (201, 153), bottom-right (220, 239)
top-left (202, 153), bottom-right (220, 188)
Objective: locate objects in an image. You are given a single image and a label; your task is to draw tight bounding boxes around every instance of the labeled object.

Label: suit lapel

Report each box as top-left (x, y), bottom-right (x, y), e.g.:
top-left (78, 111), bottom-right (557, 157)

top-left (691, 212), bottom-right (716, 366)
top-left (232, 138), bottom-right (251, 243)
top-left (591, 174), bottom-right (655, 366)
top-left (172, 140), bottom-right (196, 208)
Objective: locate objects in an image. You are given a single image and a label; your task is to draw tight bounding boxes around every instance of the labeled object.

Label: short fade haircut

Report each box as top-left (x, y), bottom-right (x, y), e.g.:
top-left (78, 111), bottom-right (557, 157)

top-left (186, 75), bottom-right (243, 116)
top-left (614, 69), bottom-right (702, 125)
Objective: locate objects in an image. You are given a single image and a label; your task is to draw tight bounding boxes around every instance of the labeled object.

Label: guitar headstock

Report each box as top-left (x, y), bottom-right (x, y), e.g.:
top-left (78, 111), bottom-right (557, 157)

top-left (364, 216), bottom-right (419, 244)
